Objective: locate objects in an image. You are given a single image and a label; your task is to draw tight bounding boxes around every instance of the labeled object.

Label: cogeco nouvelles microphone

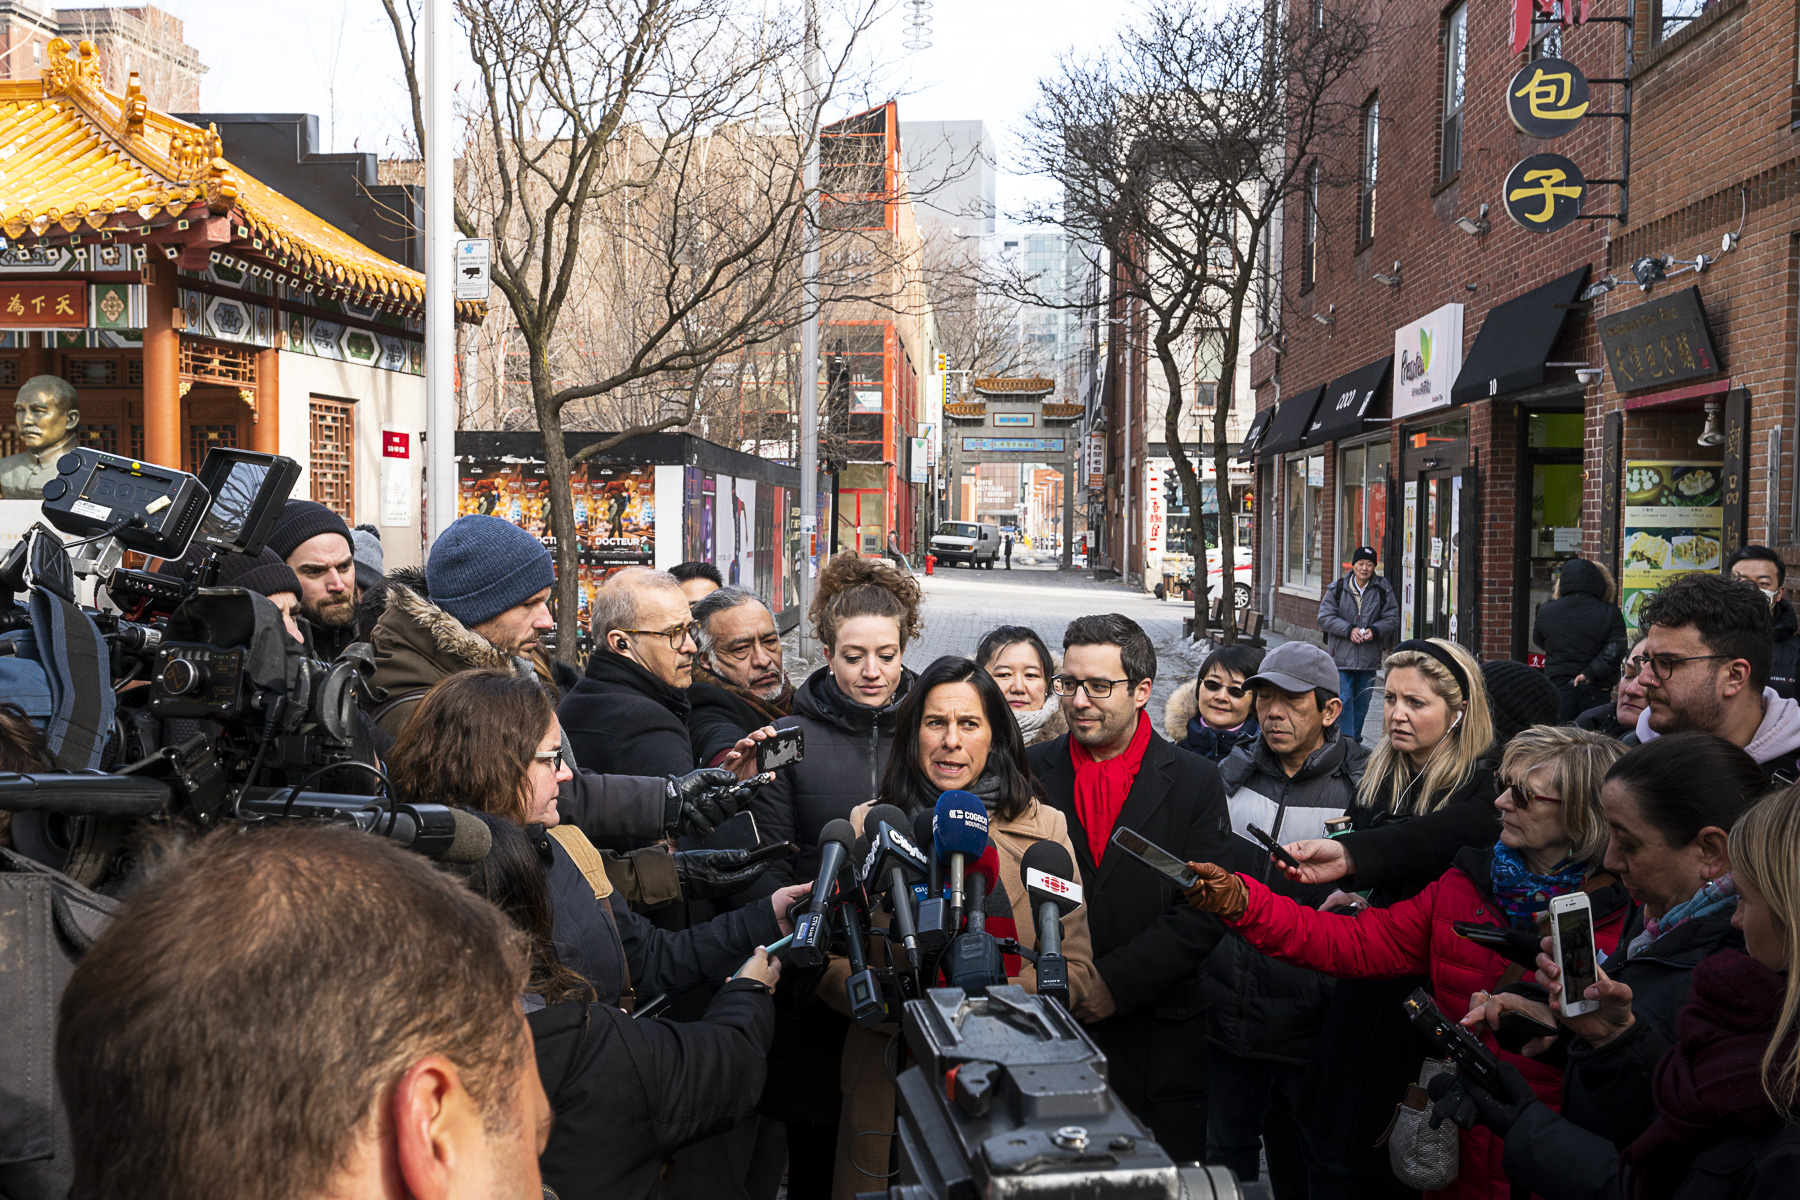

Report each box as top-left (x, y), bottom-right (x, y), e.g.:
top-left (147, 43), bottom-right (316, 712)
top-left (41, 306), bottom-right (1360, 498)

top-left (933, 789), bottom-right (989, 935)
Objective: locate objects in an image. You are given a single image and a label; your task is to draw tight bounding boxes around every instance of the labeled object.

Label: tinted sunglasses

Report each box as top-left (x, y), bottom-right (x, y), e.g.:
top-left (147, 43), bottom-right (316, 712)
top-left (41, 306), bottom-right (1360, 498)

top-left (1201, 678), bottom-right (1250, 699)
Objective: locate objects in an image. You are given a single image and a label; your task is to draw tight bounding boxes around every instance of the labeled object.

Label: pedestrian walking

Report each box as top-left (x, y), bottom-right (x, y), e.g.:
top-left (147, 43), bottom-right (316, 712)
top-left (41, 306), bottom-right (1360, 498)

top-left (1315, 546), bottom-right (1398, 741)
top-left (1533, 557), bottom-right (1628, 722)
top-left (1004, 533), bottom-right (1014, 569)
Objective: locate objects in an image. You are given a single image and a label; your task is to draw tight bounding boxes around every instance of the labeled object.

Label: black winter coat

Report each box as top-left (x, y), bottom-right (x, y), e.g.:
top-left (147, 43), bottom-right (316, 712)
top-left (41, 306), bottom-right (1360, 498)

top-left (743, 666), bottom-right (914, 899)
top-left (1770, 600), bottom-right (1800, 702)
top-left (1203, 727), bottom-right (1367, 1064)
top-left (1334, 757), bottom-right (1503, 903)
top-left (1028, 729), bottom-right (1232, 1163)
top-left (686, 678), bottom-right (767, 768)
top-left (1575, 700), bottom-right (1638, 742)
top-left (1534, 559), bottom-right (1629, 688)
top-left (559, 652), bottom-right (695, 779)
top-left (541, 833), bottom-right (779, 1007)
top-left (531, 979), bottom-right (775, 1200)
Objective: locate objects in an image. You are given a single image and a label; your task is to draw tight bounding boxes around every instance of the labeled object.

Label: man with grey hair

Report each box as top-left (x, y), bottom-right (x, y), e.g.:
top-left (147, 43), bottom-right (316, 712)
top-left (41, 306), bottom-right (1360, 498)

top-left (560, 566), bottom-right (705, 778)
top-left (0, 374), bottom-right (80, 498)
top-left (688, 586), bottom-right (795, 767)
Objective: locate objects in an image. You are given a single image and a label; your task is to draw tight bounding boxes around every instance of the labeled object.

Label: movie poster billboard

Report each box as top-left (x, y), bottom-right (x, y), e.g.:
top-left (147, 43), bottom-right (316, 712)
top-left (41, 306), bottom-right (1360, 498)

top-left (1620, 460), bottom-right (1723, 631)
top-left (587, 464), bottom-right (655, 568)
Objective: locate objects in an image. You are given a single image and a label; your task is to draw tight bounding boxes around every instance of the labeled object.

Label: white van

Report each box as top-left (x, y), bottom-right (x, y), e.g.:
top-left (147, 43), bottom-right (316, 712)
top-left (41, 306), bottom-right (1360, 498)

top-left (930, 521), bottom-right (1002, 569)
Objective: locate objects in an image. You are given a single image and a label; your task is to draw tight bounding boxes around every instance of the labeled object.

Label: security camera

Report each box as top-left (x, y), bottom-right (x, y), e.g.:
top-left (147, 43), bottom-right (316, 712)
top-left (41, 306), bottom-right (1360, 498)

top-left (1576, 367), bottom-right (1603, 386)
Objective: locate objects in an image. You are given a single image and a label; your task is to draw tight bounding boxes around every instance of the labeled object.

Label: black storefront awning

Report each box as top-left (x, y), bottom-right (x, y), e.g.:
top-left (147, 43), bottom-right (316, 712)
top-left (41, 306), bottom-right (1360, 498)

top-left (1237, 408), bottom-right (1273, 463)
top-left (1308, 355), bottom-right (1394, 444)
top-left (1258, 386), bottom-right (1325, 459)
top-left (1450, 265), bottom-right (1591, 406)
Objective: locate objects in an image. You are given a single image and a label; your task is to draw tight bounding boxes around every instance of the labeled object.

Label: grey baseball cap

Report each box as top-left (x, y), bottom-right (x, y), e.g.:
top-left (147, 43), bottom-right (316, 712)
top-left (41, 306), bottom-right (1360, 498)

top-left (1246, 641), bottom-right (1340, 694)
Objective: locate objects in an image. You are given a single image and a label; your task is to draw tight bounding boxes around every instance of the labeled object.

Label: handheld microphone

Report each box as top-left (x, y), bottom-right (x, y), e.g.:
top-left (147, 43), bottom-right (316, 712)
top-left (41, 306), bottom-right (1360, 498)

top-left (863, 803), bottom-right (928, 969)
top-left (912, 807), bottom-right (949, 955)
top-left (1020, 840), bottom-right (1082, 1008)
top-left (792, 818), bottom-right (856, 968)
top-left (946, 845), bottom-right (1006, 994)
top-left (933, 790), bottom-right (989, 934)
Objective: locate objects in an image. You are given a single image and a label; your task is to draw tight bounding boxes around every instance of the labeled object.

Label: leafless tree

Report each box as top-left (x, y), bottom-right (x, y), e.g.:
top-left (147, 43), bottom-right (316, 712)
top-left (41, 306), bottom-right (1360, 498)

top-left (923, 230), bottom-right (1051, 388)
top-left (1018, 0), bottom-right (1375, 640)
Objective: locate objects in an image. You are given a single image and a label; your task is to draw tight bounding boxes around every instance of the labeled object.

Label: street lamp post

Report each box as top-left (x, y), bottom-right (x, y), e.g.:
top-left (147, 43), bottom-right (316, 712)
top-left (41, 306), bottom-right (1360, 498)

top-left (797, 0), bottom-right (820, 661)
top-left (424, 0), bottom-right (456, 545)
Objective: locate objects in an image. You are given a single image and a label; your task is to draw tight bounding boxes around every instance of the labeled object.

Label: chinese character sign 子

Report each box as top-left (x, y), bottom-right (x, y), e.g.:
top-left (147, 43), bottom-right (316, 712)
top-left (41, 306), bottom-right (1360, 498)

top-left (0, 283), bottom-right (86, 328)
top-left (1504, 153), bottom-right (1586, 233)
top-left (1507, 57), bottom-right (1591, 138)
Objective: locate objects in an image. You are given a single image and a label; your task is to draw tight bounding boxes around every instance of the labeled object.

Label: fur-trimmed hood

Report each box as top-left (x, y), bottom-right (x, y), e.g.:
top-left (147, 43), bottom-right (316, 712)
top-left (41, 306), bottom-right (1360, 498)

top-left (1163, 676), bottom-right (1203, 742)
top-left (366, 581), bottom-right (530, 733)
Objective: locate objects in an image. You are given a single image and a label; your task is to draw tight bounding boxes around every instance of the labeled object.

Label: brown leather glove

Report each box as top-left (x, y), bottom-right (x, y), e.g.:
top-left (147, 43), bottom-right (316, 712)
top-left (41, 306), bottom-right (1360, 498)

top-left (1183, 863), bottom-right (1248, 920)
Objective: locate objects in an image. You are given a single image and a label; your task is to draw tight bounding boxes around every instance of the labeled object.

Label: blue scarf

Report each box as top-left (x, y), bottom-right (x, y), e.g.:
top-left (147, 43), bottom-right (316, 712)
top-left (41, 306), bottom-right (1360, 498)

top-left (1488, 841), bottom-right (1589, 929)
top-left (1627, 874), bottom-right (1738, 959)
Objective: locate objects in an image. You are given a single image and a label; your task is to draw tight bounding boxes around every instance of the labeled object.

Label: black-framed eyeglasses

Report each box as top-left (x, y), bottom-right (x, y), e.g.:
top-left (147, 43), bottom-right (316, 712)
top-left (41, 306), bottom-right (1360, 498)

top-left (1640, 652), bottom-right (1733, 682)
top-left (1052, 674), bottom-right (1133, 698)
top-left (620, 621), bottom-right (701, 650)
top-left (1621, 655), bottom-right (1648, 681)
top-left (1201, 678), bottom-right (1250, 699)
top-left (532, 746), bottom-right (567, 772)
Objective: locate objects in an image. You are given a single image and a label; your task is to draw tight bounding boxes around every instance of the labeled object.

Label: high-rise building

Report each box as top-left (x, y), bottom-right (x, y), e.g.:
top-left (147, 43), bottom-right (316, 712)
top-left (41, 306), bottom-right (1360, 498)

top-left (897, 119), bottom-right (995, 237)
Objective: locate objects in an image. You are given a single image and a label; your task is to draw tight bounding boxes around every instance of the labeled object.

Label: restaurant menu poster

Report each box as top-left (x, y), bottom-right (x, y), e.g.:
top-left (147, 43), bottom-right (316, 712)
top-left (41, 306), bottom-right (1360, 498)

top-left (1620, 459), bottom-right (1723, 630)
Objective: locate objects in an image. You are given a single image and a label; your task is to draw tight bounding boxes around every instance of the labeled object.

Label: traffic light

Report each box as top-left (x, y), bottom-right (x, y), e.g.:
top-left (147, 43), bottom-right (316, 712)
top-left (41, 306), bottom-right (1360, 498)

top-left (936, 350), bottom-right (947, 372)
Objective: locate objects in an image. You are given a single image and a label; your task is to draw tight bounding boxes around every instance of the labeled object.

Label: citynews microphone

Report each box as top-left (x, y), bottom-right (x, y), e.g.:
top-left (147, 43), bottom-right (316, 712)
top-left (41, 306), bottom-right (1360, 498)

top-left (912, 808), bottom-right (950, 955)
top-left (791, 817), bottom-right (857, 969)
top-left (946, 845), bottom-right (1006, 995)
top-left (933, 790), bottom-right (990, 933)
top-left (1020, 840), bottom-right (1083, 1009)
top-left (863, 803), bottom-right (928, 969)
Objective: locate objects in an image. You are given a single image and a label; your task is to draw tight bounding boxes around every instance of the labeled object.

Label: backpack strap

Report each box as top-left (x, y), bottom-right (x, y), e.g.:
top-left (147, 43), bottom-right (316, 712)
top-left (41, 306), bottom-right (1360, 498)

top-left (370, 688), bottom-right (426, 732)
top-left (548, 825), bottom-right (634, 1012)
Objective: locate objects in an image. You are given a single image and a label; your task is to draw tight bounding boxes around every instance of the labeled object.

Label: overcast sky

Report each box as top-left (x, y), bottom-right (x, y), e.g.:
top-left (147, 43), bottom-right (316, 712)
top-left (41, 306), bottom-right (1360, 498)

top-left (170, 0), bottom-right (1133, 223)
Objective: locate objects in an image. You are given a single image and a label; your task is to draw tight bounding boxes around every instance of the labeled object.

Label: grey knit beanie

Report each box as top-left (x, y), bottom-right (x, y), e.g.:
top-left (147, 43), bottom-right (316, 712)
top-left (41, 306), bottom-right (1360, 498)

top-left (350, 527), bottom-right (385, 586)
top-left (426, 514), bottom-right (554, 629)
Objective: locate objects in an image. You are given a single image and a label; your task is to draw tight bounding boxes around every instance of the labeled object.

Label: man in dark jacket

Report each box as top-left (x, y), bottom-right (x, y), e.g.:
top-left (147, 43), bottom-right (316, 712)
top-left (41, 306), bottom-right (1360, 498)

top-left (1316, 546), bottom-right (1398, 743)
top-left (561, 567), bottom-right (703, 778)
top-left (266, 499), bottom-right (362, 661)
top-left (1203, 641), bottom-right (1367, 1197)
top-left (1728, 544), bottom-right (1800, 701)
top-left (1534, 557), bottom-right (1629, 721)
top-left (688, 586), bottom-right (794, 767)
top-left (1028, 612), bottom-right (1232, 1164)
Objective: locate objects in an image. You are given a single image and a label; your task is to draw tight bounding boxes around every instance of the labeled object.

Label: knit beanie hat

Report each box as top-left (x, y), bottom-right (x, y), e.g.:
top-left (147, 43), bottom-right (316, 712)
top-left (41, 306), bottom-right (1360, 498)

top-left (426, 514), bottom-right (554, 629)
top-left (267, 499), bottom-right (353, 563)
top-left (220, 547), bottom-right (302, 600)
top-left (1480, 658), bottom-right (1560, 753)
top-left (350, 527), bottom-right (385, 585)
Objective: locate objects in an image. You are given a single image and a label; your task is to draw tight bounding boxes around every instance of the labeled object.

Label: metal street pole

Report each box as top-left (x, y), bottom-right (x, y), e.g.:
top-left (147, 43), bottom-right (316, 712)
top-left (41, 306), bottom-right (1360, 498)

top-left (424, 0), bottom-right (456, 545)
top-left (797, 0), bottom-right (820, 661)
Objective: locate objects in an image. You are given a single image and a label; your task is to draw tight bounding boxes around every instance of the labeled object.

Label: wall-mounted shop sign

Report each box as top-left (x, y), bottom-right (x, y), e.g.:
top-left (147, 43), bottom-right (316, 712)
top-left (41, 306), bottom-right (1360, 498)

top-left (1595, 286), bottom-right (1721, 392)
top-left (1392, 303), bottom-right (1464, 419)
top-left (1507, 58), bottom-right (1590, 138)
top-left (1504, 153), bottom-right (1586, 232)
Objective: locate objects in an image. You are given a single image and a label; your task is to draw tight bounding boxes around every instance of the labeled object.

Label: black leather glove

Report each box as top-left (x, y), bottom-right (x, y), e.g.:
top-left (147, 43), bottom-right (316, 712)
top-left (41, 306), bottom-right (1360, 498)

top-left (672, 848), bottom-right (768, 899)
top-left (663, 768), bottom-right (743, 837)
top-left (1426, 1061), bottom-right (1539, 1137)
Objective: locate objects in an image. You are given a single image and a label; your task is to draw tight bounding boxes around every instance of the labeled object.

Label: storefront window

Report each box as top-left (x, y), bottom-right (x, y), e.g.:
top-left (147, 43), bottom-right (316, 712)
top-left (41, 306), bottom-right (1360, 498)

top-left (1337, 440), bottom-right (1390, 571)
top-left (1284, 452), bottom-right (1325, 588)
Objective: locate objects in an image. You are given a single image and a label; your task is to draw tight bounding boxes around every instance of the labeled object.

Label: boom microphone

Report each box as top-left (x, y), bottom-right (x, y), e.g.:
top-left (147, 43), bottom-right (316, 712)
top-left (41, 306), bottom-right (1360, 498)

top-left (792, 817), bottom-right (857, 968)
top-left (864, 803), bottom-right (928, 969)
top-left (933, 790), bottom-right (989, 934)
top-left (1020, 840), bottom-right (1082, 1008)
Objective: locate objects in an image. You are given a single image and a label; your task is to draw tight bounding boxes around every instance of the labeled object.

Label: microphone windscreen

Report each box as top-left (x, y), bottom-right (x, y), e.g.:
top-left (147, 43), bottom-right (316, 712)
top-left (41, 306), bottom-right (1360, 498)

top-left (1019, 838), bottom-right (1076, 883)
top-left (965, 845), bottom-right (1001, 890)
top-left (912, 808), bottom-right (935, 855)
top-left (866, 803), bottom-right (910, 836)
top-left (933, 790), bottom-right (990, 860)
top-left (819, 818), bottom-right (858, 850)
top-left (443, 808), bottom-right (494, 864)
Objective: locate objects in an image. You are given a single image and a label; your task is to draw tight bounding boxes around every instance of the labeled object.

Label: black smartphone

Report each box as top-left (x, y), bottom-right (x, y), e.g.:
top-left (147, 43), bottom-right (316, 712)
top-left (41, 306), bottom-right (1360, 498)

top-left (742, 840), bottom-right (799, 866)
top-left (1245, 823), bottom-right (1301, 870)
top-left (758, 727), bottom-right (805, 772)
top-left (1110, 826), bottom-right (1200, 889)
top-left (677, 809), bottom-right (760, 853)
top-left (1495, 1009), bottom-right (1561, 1054)
top-left (1402, 988), bottom-right (1507, 1095)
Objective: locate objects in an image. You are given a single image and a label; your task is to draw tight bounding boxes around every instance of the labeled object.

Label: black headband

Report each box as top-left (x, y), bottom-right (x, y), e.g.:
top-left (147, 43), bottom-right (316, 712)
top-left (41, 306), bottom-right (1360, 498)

top-left (1392, 638), bottom-right (1472, 701)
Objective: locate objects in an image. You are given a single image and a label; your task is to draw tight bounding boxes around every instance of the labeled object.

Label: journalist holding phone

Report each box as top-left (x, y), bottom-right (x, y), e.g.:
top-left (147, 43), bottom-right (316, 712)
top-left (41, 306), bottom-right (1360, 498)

top-left (1183, 726), bottom-right (1630, 1200)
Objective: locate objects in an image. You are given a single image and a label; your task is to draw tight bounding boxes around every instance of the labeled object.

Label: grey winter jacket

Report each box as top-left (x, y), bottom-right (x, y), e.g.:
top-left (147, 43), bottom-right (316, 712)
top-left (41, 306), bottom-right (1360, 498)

top-left (1202, 725), bottom-right (1369, 1063)
top-left (1316, 572), bottom-right (1400, 671)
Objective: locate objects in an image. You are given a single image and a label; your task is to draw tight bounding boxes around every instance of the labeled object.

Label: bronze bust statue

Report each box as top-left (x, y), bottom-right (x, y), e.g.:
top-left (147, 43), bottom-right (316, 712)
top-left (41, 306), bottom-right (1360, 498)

top-left (0, 374), bottom-right (80, 499)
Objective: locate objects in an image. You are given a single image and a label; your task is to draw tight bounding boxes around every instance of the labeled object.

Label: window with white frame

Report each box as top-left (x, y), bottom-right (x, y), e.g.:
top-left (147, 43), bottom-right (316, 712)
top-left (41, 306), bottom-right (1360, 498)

top-left (1441, 4), bottom-right (1468, 180)
top-left (1284, 451), bottom-right (1325, 587)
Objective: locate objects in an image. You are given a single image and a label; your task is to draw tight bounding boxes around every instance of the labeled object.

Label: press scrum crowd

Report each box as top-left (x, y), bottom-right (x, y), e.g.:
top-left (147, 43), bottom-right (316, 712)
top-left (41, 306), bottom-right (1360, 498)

top-left (15, 499), bottom-right (1800, 1200)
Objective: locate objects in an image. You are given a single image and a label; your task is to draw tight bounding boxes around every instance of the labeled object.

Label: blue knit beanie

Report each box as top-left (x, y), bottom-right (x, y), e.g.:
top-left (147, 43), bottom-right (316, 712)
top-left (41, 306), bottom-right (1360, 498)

top-left (427, 515), bottom-right (555, 629)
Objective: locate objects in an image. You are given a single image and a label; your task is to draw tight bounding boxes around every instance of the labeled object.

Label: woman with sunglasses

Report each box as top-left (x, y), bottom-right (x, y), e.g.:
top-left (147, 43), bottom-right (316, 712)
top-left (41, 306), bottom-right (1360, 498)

top-left (1574, 635), bottom-right (1649, 743)
top-left (387, 669), bottom-right (811, 1011)
top-left (1164, 643), bottom-right (1265, 763)
top-left (1184, 725), bottom-right (1633, 1200)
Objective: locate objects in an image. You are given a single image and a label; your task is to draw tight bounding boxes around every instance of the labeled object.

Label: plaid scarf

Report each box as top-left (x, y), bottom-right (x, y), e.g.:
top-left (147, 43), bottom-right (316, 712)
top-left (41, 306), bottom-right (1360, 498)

top-left (693, 660), bottom-right (795, 724)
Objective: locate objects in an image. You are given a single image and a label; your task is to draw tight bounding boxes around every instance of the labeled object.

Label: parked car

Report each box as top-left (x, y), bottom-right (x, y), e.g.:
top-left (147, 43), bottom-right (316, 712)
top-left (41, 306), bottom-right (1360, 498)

top-left (930, 521), bottom-right (1002, 568)
top-left (1152, 547), bottom-right (1254, 609)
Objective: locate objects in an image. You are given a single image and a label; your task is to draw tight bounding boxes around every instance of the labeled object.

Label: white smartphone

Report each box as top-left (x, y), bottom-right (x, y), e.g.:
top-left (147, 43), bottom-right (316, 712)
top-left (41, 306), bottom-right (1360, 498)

top-left (1550, 892), bottom-right (1600, 1018)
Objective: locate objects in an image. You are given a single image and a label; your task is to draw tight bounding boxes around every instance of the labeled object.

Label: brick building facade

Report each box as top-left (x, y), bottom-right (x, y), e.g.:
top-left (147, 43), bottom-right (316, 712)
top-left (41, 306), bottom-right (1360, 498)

top-left (1249, 0), bottom-right (1800, 661)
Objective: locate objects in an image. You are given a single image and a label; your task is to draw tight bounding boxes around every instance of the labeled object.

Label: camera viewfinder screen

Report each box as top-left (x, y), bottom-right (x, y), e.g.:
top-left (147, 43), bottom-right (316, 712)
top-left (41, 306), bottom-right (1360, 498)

top-left (198, 460), bottom-right (271, 545)
top-left (1556, 905), bottom-right (1599, 1000)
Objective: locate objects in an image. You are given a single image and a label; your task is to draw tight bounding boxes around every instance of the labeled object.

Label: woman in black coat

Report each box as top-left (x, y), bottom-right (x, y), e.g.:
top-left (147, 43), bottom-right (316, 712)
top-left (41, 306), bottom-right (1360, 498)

top-left (1535, 558), bottom-right (1630, 722)
top-left (450, 814), bottom-right (778, 1200)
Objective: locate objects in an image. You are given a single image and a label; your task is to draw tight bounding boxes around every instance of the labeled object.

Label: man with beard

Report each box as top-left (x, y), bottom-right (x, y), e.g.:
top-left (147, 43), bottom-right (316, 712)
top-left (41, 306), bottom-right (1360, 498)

top-left (1632, 570), bottom-right (1800, 782)
top-left (687, 586), bottom-right (795, 767)
top-left (266, 500), bottom-right (359, 660)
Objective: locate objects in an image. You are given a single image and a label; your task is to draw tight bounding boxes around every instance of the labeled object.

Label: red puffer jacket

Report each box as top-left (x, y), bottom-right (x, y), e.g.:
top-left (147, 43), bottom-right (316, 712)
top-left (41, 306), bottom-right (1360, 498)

top-left (1227, 846), bottom-right (1632, 1200)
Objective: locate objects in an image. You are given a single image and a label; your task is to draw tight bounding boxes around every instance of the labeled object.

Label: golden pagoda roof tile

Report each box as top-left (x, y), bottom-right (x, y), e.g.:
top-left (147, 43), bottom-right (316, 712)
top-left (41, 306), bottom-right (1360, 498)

top-left (972, 376), bottom-right (1055, 395)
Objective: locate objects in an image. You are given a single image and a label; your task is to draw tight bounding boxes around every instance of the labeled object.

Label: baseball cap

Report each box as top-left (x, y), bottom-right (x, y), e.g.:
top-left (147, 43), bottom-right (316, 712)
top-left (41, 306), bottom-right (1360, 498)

top-left (1352, 546), bottom-right (1378, 565)
top-left (1246, 640), bottom-right (1340, 694)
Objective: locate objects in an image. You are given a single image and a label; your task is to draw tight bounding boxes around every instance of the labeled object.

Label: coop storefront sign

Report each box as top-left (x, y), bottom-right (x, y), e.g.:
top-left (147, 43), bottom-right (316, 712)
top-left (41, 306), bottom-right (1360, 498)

top-left (1392, 303), bottom-right (1464, 419)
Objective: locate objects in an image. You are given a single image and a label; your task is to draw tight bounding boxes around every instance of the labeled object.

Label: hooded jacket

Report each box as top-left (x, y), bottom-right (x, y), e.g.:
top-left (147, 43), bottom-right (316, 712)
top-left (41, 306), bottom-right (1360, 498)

top-left (559, 651), bottom-right (695, 779)
top-left (1202, 724), bottom-right (1367, 1064)
top-left (741, 665), bottom-right (915, 900)
top-left (1534, 560), bottom-right (1629, 687)
top-left (1635, 687), bottom-right (1800, 784)
top-left (1770, 599), bottom-right (1800, 702)
top-left (1317, 571), bottom-right (1401, 672)
top-left (366, 579), bottom-right (534, 738)
top-left (1162, 676), bottom-right (1260, 764)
